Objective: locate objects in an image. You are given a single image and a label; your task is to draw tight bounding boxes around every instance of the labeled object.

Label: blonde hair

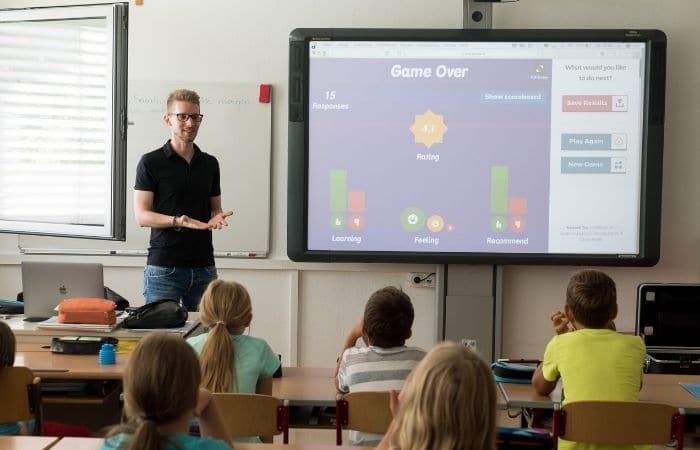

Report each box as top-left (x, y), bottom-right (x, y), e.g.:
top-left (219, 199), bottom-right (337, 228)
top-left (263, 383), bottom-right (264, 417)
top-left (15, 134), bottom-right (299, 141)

top-left (166, 88), bottom-right (200, 111)
top-left (0, 321), bottom-right (16, 367)
top-left (393, 341), bottom-right (497, 450)
top-left (198, 279), bottom-right (253, 392)
top-left (105, 332), bottom-right (201, 450)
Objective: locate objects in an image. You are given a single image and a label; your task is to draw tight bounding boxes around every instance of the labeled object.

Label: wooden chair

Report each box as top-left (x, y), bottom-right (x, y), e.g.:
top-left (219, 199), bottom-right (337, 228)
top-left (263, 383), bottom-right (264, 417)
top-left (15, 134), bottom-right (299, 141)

top-left (212, 393), bottom-right (289, 443)
top-left (335, 391), bottom-right (392, 445)
top-left (552, 401), bottom-right (685, 449)
top-left (0, 367), bottom-right (43, 435)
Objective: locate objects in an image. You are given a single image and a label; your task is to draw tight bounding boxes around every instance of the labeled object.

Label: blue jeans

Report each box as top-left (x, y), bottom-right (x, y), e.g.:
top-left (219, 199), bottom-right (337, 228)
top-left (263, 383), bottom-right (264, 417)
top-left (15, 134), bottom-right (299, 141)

top-left (144, 265), bottom-right (217, 311)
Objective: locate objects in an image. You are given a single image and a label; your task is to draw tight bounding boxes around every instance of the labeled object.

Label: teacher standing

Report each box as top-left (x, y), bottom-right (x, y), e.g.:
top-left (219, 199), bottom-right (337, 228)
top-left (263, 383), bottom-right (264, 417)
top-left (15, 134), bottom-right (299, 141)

top-left (134, 89), bottom-right (233, 311)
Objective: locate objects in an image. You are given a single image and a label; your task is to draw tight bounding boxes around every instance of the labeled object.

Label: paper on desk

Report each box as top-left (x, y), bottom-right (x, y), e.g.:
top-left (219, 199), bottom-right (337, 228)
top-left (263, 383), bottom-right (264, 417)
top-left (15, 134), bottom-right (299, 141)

top-left (680, 382), bottom-right (700, 399)
top-left (37, 315), bottom-right (125, 333)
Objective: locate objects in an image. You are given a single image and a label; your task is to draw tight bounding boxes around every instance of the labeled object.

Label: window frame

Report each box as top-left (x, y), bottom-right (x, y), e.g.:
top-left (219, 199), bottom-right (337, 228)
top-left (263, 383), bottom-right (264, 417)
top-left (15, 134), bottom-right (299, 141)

top-left (0, 3), bottom-right (127, 240)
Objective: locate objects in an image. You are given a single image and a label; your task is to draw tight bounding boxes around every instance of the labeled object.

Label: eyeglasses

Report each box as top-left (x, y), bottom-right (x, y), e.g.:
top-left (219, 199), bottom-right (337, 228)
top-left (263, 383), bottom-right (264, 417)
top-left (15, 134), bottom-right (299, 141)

top-left (168, 113), bottom-right (204, 122)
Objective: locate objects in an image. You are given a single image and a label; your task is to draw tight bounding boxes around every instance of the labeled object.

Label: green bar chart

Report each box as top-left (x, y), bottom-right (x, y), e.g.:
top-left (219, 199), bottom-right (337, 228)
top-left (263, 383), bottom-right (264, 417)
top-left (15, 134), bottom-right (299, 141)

top-left (491, 166), bottom-right (508, 215)
top-left (329, 170), bottom-right (347, 212)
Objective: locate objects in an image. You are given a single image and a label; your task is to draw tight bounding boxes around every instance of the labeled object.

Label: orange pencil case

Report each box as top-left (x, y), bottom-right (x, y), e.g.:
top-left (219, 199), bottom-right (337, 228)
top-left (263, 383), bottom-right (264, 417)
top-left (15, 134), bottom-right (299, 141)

top-left (57, 298), bottom-right (116, 325)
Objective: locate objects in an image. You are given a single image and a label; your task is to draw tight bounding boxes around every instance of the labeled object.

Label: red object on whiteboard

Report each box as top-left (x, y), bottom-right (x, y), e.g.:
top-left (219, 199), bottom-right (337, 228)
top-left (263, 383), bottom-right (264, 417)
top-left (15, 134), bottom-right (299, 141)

top-left (259, 84), bottom-right (271, 103)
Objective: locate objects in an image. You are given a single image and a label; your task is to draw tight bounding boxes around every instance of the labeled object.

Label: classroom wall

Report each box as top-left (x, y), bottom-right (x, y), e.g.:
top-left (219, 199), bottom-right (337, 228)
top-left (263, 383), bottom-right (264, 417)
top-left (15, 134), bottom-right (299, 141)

top-left (495, 0), bottom-right (700, 357)
top-left (0, 0), bottom-right (698, 364)
top-left (0, 0), bottom-right (463, 366)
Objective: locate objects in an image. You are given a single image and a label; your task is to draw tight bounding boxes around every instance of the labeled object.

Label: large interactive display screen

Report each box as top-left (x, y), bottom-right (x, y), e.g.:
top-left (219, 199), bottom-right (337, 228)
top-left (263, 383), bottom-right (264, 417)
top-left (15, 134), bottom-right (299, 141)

top-left (288, 29), bottom-right (667, 265)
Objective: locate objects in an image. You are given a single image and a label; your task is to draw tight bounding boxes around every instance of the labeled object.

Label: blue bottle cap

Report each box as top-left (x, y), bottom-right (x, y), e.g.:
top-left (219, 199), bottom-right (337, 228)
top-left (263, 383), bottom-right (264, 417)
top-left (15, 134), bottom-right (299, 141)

top-left (99, 342), bottom-right (116, 365)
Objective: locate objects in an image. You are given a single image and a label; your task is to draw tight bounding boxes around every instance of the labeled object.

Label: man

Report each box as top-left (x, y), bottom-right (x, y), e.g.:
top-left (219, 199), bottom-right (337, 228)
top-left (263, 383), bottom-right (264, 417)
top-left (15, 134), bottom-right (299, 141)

top-left (134, 89), bottom-right (233, 311)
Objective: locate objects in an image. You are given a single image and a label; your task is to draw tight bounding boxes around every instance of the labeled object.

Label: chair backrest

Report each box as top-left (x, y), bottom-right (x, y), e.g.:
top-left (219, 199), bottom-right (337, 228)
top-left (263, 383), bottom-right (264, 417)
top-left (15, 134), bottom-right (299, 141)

top-left (336, 391), bottom-right (392, 445)
top-left (0, 367), bottom-right (43, 435)
top-left (212, 393), bottom-right (288, 444)
top-left (552, 401), bottom-right (684, 450)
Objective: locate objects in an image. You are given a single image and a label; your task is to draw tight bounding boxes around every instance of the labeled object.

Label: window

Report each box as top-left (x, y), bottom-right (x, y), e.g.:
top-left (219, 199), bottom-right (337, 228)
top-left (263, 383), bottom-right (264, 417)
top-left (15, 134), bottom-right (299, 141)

top-left (0, 3), bottom-right (127, 239)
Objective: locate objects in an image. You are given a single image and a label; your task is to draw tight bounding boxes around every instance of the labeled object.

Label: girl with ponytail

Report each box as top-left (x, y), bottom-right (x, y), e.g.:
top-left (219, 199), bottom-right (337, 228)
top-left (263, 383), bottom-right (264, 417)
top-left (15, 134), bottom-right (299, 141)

top-left (188, 279), bottom-right (280, 395)
top-left (103, 332), bottom-right (231, 450)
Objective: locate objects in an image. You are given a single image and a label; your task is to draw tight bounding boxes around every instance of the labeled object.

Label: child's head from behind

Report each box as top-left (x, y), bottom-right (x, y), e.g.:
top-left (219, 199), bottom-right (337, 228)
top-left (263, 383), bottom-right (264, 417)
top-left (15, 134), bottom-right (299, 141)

top-left (198, 279), bottom-right (253, 392)
top-left (395, 341), bottom-right (496, 450)
top-left (123, 332), bottom-right (200, 426)
top-left (0, 321), bottom-right (15, 367)
top-left (199, 279), bottom-right (252, 333)
top-left (566, 269), bottom-right (617, 329)
top-left (363, 286), bottom-right (414, 348)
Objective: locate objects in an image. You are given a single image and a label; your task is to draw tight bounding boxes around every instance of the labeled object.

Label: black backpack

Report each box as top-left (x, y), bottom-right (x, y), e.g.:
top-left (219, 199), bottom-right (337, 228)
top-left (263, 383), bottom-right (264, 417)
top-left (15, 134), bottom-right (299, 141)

top-left (121, 299), bottom-right (188, 329)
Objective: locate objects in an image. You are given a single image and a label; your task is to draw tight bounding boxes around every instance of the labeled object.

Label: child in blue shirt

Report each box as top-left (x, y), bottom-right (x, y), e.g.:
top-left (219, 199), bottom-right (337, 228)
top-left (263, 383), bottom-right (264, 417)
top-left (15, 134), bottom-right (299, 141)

top-left (102, 332), bottom-right (231, 450)
top-left (187, 279), bottom-right (280, 395)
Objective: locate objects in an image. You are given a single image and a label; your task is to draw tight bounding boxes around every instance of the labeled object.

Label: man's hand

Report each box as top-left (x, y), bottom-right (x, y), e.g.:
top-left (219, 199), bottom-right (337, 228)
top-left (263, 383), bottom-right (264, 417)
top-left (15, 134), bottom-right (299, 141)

top-left (208, 210), bottom-right (234, 230)
top-left (177, 215), bottom-right (210, 230)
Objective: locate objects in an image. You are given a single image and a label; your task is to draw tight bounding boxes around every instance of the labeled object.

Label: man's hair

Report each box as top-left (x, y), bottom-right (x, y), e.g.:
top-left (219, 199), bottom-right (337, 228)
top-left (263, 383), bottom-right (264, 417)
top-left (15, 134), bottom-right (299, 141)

top-left (393, 341), bottom-right (497, 450)
top-left (166, 88), bottom-right (200, 111)
top-left (566, 269), bottom-right (617, 328)
top-left (363, 286), bottom-right (414, 348)
top-left (0, 321), bottom-right (16, 367)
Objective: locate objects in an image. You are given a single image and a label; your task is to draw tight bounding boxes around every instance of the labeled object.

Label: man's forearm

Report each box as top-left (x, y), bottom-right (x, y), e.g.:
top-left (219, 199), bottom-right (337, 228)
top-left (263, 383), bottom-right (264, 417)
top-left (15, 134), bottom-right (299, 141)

top-left (135, 209), bottom-right (179, 229)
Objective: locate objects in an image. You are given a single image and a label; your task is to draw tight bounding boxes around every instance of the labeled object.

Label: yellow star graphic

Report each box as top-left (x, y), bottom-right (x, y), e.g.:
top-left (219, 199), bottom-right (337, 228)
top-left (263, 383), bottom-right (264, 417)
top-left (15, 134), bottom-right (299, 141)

top-left (410, 110), bottom-right (448, 149)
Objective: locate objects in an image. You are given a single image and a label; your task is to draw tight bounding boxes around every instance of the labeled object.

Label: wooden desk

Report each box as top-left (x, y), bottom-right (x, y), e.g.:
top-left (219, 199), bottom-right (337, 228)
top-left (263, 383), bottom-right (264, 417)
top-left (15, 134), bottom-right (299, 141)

top-left (15, 357), bottom-right (334, 405)
top-left (3, 314), bottom-right (201, 344)
top-left (50, 438), bottom-right (365, 450)
top-left (14, 344), bottom-right (126, 430)
top-left (45, 438), bottom-right (102, 450)
top-left (15, 344), bottom-right (128, 380)
top-left (271, 366), bottom-right (509, 409)
top-left (499, 373), bottom-right (700, 413)
top-left (272, 367), bottom-right (337, 406)
top-left (644, 373), bottom-right (700, 385)
top-left (0, 435), bottom-right (59, 450)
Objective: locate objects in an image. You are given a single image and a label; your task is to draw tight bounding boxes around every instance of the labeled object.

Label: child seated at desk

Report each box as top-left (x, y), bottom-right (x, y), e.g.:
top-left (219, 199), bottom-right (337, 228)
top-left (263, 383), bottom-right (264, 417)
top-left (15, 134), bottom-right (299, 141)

top-left (187, 279), bottom-right (280, 395)
top-left (377, 341), bottom-right (497, 450)
top-left (531, 269), bottom-right (646, 450)
top-left (187, 280), bottom-right (280, 443)
top-left (0, 320), bottom-right (26, 436)
top-left (335, 286), bottom-right (426, 446)
top-left (1, 321), bottom-right (91, 438)
top-left (103, 332), bottom-right (231, 450)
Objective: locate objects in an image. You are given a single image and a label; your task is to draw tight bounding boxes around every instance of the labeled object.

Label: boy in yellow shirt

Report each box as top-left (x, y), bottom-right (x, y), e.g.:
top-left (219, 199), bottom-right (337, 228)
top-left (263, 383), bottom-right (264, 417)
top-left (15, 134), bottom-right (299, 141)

top-left (532, 269), bottom-right (646, 450)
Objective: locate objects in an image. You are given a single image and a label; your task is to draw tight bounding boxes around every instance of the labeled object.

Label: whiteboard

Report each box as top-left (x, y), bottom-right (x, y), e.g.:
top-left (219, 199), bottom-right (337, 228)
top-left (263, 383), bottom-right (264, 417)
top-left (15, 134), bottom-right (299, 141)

top-left (19, 81), bottom-right (271, 257)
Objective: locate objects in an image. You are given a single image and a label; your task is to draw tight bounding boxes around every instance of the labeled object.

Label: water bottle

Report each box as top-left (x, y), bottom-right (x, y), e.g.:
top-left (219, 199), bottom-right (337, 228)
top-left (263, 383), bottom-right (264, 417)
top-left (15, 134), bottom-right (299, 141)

top-left (99, 343), bottom-right (116, 365)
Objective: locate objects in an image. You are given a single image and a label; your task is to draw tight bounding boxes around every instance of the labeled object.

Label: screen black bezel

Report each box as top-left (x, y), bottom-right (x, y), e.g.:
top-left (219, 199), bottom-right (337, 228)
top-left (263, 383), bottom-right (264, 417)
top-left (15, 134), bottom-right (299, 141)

top-left (288, 28), bottom-right (666, 265)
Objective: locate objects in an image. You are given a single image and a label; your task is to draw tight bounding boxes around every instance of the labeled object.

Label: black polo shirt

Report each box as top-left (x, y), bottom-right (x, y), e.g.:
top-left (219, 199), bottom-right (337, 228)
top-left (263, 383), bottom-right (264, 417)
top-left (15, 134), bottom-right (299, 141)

top-left (134, 140), bottom-right (221, 267)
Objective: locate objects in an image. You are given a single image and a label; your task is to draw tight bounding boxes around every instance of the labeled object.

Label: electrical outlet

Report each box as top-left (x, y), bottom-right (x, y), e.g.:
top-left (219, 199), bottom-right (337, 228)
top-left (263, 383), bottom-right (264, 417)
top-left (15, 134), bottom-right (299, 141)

top-left (461, 338), bottom-right (477, 352)
top-left (409, 272), bottom-right (434, 288)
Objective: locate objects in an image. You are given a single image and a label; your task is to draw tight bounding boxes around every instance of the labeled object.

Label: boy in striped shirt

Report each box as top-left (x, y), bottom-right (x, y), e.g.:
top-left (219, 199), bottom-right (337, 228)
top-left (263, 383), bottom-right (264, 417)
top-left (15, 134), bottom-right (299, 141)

top-left (335, 286), bottom-right (426, 446)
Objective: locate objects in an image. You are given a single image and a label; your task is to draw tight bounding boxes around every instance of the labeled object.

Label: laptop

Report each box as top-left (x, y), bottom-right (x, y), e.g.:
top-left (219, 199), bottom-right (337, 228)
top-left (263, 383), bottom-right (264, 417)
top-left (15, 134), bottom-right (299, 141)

top-left (636, 283), bottom-right (700, 374)
top-left (21, 262), bottom-right (105, 322)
